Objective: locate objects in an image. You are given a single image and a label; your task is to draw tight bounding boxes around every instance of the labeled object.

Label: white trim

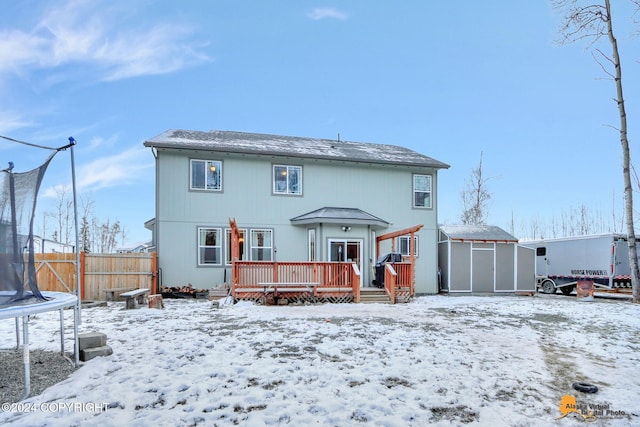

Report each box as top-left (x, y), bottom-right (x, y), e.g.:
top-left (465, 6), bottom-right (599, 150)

top-left (197, 227), bottom-right (222, 266)
top-left (250, 229), bottom-right (273, 261)
top-left (190, 159), bottom-right (222, 191)
top-left (307, 228), bottom-right (316, 261)
top-left (225, 228), bottom-right (247, 265)
top-left (412, 174), bottom-right (432, 209)
top-left (327, 238), bottom-right (363, 288)
top-left (273, 164), bottom-right (302, 195)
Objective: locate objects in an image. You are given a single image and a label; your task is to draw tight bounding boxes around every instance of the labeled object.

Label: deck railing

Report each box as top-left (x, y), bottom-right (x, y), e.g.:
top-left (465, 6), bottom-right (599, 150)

top-left (384, 262), bottom-right (413, 303)
top-left (232, 260), bottom-right (413, 304)
top-left (232, 261), bottom-right (361, 302)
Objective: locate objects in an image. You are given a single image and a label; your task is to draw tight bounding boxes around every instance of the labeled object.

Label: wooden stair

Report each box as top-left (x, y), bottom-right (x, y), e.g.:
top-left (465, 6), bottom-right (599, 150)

top-left (359, 287), bottom-right (413, 304)
top-left (359, 288), bottom-right (392, 304)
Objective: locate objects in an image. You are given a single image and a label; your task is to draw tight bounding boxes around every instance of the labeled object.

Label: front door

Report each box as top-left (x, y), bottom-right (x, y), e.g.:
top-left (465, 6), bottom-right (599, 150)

top-left (328, 239), bottom-right (363, 288)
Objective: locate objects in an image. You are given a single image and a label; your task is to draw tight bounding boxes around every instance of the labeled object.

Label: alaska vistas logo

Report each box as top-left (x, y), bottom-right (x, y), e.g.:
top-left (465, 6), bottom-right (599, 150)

top-left (557, 395), bottom-right (627, 422)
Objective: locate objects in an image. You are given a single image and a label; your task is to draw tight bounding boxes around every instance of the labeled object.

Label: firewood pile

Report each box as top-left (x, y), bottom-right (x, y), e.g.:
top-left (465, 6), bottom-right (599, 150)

top-left (161, 284), bottom-right (209, 299)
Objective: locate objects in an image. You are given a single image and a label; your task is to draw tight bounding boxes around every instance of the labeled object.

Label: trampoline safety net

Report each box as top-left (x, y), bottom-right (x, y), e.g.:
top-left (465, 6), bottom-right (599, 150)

top-left (0, 154), bottom-right (56, 306)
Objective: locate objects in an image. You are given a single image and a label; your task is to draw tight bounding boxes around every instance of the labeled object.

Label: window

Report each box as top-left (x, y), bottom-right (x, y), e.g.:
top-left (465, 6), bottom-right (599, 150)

top-left (250, 229), bottom-right (273, 260)
top-left (191, 159), bottom-right (222, 191)
top-left (397, 236), bottom-right (419, 257)
top-left (225, 228), bottom-right (247, 265)
top-left (273, 165), bottom-right (302, 195)
top-left (536, 247), bottom-right (546, 257)
top-left (308, 229), bottom-right (316, 261)
top-left (198, 228), bottom-right (222, 265)
top-left (413, 174), bottom-right (432, 208)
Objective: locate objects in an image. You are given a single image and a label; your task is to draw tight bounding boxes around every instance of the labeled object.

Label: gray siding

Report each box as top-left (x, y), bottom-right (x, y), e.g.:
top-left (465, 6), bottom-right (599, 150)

top-left (437, 242), bottom-right (449, 291)
top-left (472, 243), bottom-right (494, 292)
top-left (495, 244), bottom-right (515, 291)
top-left (517, 246), bottom-right (535, 291)
top-left (155, 149), bottom-right (441, 293)
top-left (439, 238), bottom-right (535, 293)
top-left (449, 242), bottom-right (471, 292)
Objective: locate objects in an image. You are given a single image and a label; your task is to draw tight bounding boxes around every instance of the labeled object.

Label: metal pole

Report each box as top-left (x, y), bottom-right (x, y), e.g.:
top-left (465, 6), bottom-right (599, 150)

top-left (15, 317), bottom-right (19, 349)
top-left (59, 308), bottom-right (65, 355)
top-left (21, 316), bottom-right (30, 400)
top-left (69, 137), bottom-right (80, 367)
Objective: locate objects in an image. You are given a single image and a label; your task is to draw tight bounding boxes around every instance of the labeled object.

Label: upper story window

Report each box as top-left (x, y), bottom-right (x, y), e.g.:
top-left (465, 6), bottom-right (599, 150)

top-left (273, 165), bottom-right (302, 195)
top-left (198, 227), bottom-right (222, 266)
top-left (191, 159), bottom-right (222, 191)
top-left (413, 174), bottom-right (432, 208)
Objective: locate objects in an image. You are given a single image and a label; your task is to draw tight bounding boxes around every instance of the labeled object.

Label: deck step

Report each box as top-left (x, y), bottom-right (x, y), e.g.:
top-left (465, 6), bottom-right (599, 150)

top-left (359, 288), bottom-right (413, 304)
top-left (360, 288), bottom-right (391, 304)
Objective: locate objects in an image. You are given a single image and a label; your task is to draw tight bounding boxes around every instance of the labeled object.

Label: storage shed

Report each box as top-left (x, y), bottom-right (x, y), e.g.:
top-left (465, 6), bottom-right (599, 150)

top-left (438, 225), bottom-right (535, 293)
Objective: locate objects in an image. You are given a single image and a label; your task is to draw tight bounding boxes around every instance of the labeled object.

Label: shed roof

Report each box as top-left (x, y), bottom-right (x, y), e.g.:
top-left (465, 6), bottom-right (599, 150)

top-left (290, 207), bottom-right (389, 228)
top-left (144, 129), bottom-right (450, 169)
top-left (439, 224), bottom-right (518, 243)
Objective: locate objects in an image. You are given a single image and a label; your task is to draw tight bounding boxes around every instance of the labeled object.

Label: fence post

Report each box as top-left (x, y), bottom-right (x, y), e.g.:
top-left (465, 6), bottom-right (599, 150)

top-left (152, 252), bottom-right (158, 294)
top-left (79, 251), bottom-right (85, 301)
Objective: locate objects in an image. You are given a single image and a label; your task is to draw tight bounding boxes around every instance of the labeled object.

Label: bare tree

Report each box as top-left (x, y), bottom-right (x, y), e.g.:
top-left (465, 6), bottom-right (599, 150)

top-left (41, 190), bottom-right (127, 253)
top-left (79, 194), bottom-right (94, 252)
top-left (460, 151), bottom-right (492, 225)
top-left (554, 0), bottom-right (639, 303)
top-left (52, 185), bottom-right (73, 245)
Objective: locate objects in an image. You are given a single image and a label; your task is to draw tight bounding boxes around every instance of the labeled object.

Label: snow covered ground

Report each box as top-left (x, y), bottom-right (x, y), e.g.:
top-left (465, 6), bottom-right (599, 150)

top-left (0, 294), bottom-right (638, 426)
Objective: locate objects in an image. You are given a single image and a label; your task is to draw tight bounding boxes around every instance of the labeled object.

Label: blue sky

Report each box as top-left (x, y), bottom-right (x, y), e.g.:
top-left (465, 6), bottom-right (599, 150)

top-left (1, 0), bottom-right (638, 245)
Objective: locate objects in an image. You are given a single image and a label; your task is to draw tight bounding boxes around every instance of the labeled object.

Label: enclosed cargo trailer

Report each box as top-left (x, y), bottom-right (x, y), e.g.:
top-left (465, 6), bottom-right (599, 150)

top-left (520, 233), bottom-right (631, 294)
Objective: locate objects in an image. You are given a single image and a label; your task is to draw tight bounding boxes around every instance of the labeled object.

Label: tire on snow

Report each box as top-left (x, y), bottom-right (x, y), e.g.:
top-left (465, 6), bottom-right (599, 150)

top-left (572, 382), bottom-right (598, 393)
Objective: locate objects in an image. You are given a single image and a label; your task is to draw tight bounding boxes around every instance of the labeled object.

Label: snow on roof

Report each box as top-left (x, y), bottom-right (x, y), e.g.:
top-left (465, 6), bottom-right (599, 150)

top-left (144, 129), bottom-right (450, 169)
top-left (290, 207), bottom-right (389, 227)
top-left (439, 224), bottom-right (518, 242)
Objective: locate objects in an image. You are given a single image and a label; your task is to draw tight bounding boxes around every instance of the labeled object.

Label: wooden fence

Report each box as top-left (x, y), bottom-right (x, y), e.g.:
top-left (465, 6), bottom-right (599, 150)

top-left (34, 252), bottom-right (157, 301)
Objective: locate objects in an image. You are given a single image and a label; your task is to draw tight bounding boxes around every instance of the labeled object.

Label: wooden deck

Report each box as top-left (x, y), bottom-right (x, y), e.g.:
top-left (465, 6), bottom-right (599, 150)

top-left (228, 218), bottom-right (417, 304)
top-left (232, 260), bottom-right (414, 304)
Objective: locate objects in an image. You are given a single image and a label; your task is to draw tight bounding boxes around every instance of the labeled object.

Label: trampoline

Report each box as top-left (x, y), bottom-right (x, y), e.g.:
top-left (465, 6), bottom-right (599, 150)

top-left (1, 135), bottom-right (82, 400)
top-left (0, 291), bottom-right (78, 400)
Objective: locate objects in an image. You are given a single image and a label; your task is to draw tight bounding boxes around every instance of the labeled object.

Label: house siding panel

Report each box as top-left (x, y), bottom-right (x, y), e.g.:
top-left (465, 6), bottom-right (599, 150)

top-left (495, 243), bottom-right (515, 291)
top-left (150, 132), bottom-right (445, 294)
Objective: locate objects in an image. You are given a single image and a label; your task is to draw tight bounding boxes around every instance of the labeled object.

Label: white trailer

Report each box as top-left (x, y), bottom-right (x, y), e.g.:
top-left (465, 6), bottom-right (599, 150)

top-left (520, 233), bottom-right (632, 295)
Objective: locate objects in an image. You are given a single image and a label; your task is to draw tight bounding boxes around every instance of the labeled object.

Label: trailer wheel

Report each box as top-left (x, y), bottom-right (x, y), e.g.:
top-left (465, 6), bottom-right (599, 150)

top-left (541, 280), bottom-right (556, 294)
top-left (560, 285), bottom-right (575, 296)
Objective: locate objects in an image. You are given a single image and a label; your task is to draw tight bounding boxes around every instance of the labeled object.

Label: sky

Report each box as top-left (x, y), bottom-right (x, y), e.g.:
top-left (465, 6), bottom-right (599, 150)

top-left (1, 294), bottom-right (638, 425)
top-left (1, 0), bottom-right (639, 245)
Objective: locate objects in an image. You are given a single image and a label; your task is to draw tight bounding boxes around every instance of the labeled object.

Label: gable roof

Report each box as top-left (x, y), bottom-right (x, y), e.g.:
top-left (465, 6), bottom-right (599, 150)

top-left (144, 129), bottom-right (450, 169)
top-left (291, 207), bottom-right (389, 228)
top-left (439, 224), bottom-right (518, 243)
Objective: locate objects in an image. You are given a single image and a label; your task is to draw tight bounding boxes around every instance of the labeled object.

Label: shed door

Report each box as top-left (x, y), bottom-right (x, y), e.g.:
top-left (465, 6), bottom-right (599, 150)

top-left (472, 243), bottom-right (494, 292)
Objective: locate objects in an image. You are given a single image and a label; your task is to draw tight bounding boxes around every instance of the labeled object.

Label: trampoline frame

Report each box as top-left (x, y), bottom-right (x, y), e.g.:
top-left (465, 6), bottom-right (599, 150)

top-left (0, 291), bottom-right (79, 400)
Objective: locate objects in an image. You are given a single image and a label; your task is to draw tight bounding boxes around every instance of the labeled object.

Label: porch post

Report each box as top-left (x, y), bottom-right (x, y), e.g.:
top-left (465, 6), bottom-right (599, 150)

top-left (410, 231), bottom-right (416, 296)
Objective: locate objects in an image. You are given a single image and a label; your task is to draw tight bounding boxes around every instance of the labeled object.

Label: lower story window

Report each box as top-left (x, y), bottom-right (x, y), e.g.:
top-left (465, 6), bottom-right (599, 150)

top-left (308, 229), bottom-right (316, 261)
top-left (226, 228), bottom-right (247, 265)
top-left (398, 235), bottom-right (419, 257)
top-left (198, 227), bottom-right (222, 265)
top-left (251, 229), bottom-right (273, 261)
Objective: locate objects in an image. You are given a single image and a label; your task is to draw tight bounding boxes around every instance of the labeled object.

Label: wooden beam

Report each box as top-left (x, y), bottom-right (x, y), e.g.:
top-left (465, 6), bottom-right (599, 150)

top-left (376, 224), bottom-right (424, 242)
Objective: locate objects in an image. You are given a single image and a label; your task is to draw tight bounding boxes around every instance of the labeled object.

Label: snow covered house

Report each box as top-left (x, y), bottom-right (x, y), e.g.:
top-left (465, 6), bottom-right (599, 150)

top-left (144, 129), bottom-right (449, 298)
top-left (438, 224), bottom-right (535, 293)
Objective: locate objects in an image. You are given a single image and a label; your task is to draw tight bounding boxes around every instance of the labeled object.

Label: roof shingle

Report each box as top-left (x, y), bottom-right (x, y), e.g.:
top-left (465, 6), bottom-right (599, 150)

top-left (144, 129), bottom-right (450, 169)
